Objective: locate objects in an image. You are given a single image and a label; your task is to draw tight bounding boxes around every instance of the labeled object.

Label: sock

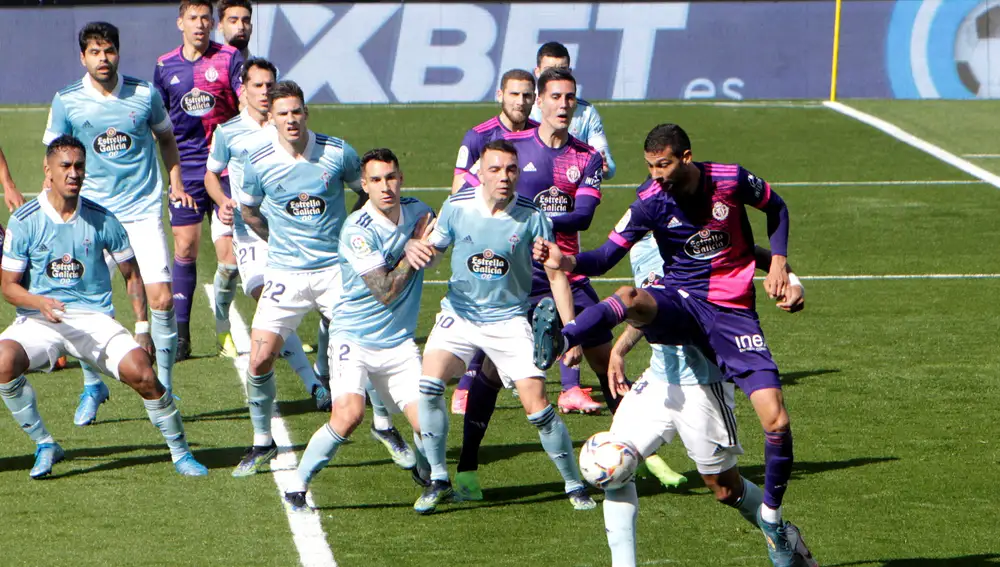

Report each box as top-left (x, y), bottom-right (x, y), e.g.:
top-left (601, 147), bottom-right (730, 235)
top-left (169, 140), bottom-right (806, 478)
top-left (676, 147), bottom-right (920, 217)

top-left (81, 361), bottom-right (103, 388)
top-left (172, 257), bottom-right (197, 329)
top-left (314, 318), bottom-right (330, 377)
top-left (247, 371), bottom-right (276, 447)
top-left (0, 376), bottom-right (54, 445)
top-left (213, 263), bottom-right (239, 334)
top-left (150, 309), bottom-right (177, 392)
top-left (597, 372), bottom-right (624, 414)
top-left (281, 333), bottom-right (320, 391)
top-left (412, 431), bottom-right (431, 475)
top-left (731, 477), bottom-right (765, 527)
top-left (367, 381), bottom-right (392, 431)
top-left (143, 391), bottom-right (191, 462)
top-left (457, 373), bottom-right (500, 473)
top-left (559, 361), bottom-right (581, 391)
top-left (604, 482), bottom-right (639, 567)
top-left (294, 423), bottom-right (346, 491)
top-left (528, 404), bottom-right (584, 492)
top-left (763, 428), bottom-right (793, 511)
top-left (457, 350), bottom-right (485, 390)
top-left (563, 296), bottom-right (627, 348)
top-left (417, 376), bottom-right (449, 482)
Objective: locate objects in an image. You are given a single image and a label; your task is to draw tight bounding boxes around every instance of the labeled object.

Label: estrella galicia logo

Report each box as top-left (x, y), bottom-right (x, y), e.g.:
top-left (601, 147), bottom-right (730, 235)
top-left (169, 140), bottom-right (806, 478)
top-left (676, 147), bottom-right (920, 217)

top-left (181, 88), bottom-right (216, 116)
top-left (533, 186), bottom-right (575, 214)
top-left (93, 127), bottom-right (132, 158)
top-left (46, 254), bottom-right (85, 284)
top-left (888, 0), bottom-right (1000, 99)
top-left (285, 192), bottom-right (326, 220)
top-left (467, 248), bottom-right (509, 280)
top-left (683, 229), bottom-right (730, 260)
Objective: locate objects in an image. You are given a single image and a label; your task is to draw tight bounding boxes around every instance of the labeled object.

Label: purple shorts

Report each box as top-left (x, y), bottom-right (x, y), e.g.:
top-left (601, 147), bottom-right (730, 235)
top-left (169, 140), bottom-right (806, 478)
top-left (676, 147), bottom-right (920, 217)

top-left (169, 177), bottom-right (230, 227)
top-left (530, 276), bottom-right (612, 348)
top-left (643, 284), bottom-right (782, 396)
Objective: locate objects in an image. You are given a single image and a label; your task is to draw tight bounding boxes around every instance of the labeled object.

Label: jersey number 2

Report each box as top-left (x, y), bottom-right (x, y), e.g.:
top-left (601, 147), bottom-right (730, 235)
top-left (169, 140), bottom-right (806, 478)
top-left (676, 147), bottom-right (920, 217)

top-left (261, 280), bottom-right (286, 302)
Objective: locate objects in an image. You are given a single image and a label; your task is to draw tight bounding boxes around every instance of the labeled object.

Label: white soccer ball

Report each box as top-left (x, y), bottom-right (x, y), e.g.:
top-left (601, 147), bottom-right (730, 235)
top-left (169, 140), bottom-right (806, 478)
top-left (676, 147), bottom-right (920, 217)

top-left (579, 431), bottom-right (640, 491)
top-left (955, 1), bottom-right (1000, 98)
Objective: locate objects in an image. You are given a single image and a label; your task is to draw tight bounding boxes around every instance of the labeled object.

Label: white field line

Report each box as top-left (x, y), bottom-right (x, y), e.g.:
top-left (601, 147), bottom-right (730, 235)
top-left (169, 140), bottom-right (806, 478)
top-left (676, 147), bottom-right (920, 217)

top-left (963, 154), bottom-right (1000, 159)
top-left (424, 273), bottom-right (1000, 285)
top-left (202, 284), bottom-right (337, 567)
top-left (824, 101), bottom-right (1000, 189)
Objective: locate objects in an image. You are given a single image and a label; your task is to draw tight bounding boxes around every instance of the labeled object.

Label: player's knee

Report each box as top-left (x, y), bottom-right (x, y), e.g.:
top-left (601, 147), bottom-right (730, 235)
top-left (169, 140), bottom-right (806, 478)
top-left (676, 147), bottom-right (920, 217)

top-left (702, 472), bottom-right (739, 505)
top-left (0, 341), bottom-right (27, 381)
top-left (122, 357), bottom-right (163, 399)
top-left (613, 286), bottom-right (640, 307)
top-left (759, 405), bottom-right (790, 433)
top-left (248, 354), bottom-right (275, 376)
top-left (329, 396), bottom-right (364, 436)
top-left (148, 286), bottom-right (173, 311)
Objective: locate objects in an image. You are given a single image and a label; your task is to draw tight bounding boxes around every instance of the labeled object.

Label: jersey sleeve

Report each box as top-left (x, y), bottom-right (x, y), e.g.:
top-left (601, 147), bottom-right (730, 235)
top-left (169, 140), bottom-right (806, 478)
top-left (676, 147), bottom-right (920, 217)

top-left (1, 216), bottom-right (29, 273)
top-left (340, 224), bottom-right (386, 276)
top-left (341, 142), bottom-right (363, 194)
top-left (148, 86), bottom-right (173, 134)
top-left (427, 198), bottom-right (455, 250)
top-left (229, 50), bottom-right (245, 99)
top-left (102, 213), bottom-right (135, 265)
top-left (608, 200), bottom-right (655, 250)
top-left (206, 129), bottom-right (230, 174)
top-left (42, 93), bottom-right (71, 145)
top-left (736, 166), bottom-right (772, 209)
top-left (585, 106), bottom-right (616, 180)
top-left (153, 63), bottom-right (170, 108)
top-left (239, 152), bottom-right (263, 206)
top-left (454, 129), bottom-right (481, 174)
top-left (578, 150), bottom-right (604, 200)
top-left (533, 211), bottom-right (555, 242)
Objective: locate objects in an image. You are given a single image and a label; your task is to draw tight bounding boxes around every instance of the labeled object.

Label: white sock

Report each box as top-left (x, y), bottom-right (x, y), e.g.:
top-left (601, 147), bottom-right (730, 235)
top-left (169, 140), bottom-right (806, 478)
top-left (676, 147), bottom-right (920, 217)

top-left (604, 482), bottom-right (639, 567)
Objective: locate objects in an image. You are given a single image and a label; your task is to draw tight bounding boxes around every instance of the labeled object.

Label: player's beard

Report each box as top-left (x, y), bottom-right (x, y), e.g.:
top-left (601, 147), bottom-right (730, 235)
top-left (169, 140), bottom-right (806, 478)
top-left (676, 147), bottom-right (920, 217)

top-left (502, 105), bottom-right (527, 128)
top-left (228, 36), bottom-right (249, 50)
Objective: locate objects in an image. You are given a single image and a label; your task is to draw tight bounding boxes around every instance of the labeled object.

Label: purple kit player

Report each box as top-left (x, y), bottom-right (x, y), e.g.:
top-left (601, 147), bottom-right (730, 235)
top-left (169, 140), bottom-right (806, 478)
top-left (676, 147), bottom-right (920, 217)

top-left (154, 0), bottom-right (244, 359)
top-left (532, 123), bottom-right (806, 566)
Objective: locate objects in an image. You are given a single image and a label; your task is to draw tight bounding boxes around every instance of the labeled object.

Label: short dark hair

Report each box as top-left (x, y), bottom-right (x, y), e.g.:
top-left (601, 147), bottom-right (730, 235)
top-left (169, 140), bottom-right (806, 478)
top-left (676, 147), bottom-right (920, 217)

top-left (537, 68), bottom-right (576, 96)
top-left (218, 0), bottom-right (251, 20)
top-left (361, 148), bottom-right (400, 174)
top-left (46, 135), bottom-right (87, 159)
top-left (481, 139), bottom-right (517, 160)
top-left (536, 41), bottom-right (571, 67)
top-left (500, 69), bottom-right (535, 92)
top-left (241, 57), bottom-right (277, 84)
top-left (267, 81), bottom-right (305, 107)
top-left (78, 22), bottom-right (120, 53)
top-left (179, 0), bottom-right (214, 18)
top-left (644, 124), bottom-right (692, 156)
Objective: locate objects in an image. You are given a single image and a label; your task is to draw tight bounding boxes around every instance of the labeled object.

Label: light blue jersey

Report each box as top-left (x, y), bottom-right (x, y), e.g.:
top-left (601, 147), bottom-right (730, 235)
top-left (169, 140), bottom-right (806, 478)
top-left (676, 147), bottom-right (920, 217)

top-left (43, 74), bottom-right (172, 222)
top-left (239, 129), bottom-right (362, 271)
top-left (530, 98), bottom-right (616, 179)
top-left (206, 110), bottom-right (271, 239)
top-left (428, 186), bottom-right (554, 323)
top-left (630, 234), bottom-right (723, 386)
top-left (335, 198), bottom-right (435, 348)
top-left (1, 195), bottom-right (133, 317)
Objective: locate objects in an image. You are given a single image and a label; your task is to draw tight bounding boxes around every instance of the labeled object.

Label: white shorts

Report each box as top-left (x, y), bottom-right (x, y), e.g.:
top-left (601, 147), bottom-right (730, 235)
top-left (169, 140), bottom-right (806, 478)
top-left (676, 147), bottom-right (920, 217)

top-left (233, 229), bottom-right (268, 295)
top-left (0, 311), bottom-right (140, 380)
top-left (423, 310), bottom-right (542, 387)
top-left (250, 266), bottom-right (342, 339)
top-left (105, 217), bottom-right (172, 284)
top-left (330, 337), bottom-right (421, 413)
top-left (610, 373), bottom-right (743, 475)
top-left (210, 209), bottom-right (233, 243)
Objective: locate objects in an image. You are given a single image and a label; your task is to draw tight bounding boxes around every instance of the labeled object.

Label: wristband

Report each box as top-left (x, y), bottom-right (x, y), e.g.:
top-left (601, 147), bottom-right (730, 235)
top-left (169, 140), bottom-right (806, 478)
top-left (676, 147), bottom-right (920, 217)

top-left (788, 273), bottom-right (803, 289)
top-left (134, 321), bottom-right (150, 335)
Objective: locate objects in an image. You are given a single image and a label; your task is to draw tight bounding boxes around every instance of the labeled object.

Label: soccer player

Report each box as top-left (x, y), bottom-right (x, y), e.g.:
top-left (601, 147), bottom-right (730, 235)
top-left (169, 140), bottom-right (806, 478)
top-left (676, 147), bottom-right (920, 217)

top-left (44, 22), bottom-right (183, 423)
top-left (413, 139), bottom-right (595, 514)
top-left (0, 135), bottom-right (207, 478)
top-left (216, 0), bottom-right (252, 59)
top-left (529, 42), bottom-right (616, 180)
top-left (600, 235), bottom-right (815, 567)
top-left (204, 57), bottom-right (331, 410)
top-left (532, 123), bottom-right (805, 563)
top-left (284, 148), bottom-right (436, 509)
top-left (0, 145), bottom-right (26, 211)
top-left (155, 0), bottom-right (244, 361)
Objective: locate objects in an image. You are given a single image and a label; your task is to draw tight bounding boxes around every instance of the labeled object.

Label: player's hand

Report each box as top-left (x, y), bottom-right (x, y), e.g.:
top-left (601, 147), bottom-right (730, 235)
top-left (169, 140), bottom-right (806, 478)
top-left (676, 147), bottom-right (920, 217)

top-left (135, 332), bottom-right (155, 359)
top-left (217, 199), bottom-right (236, 226)
top-left (169, 185), bottom-right (198, 212)
top-left (607, 350), bottom-right (631, 399)
top-left (763, 256), bottom-right (789, 300)
top-left (4, 186), bottom-right (25, 212)
top-left (601, 151), bottom-right (610, 176)
top-left (562, 345), bottom-right (583, 367)
top-left (776, 278), bottom-right (805, 313)
top-left (532, 238), bottom-right (567, 271)
top-left (35, 297), bottom-right (66, 323)
top-left (405, 239), bottom-right (435, 269)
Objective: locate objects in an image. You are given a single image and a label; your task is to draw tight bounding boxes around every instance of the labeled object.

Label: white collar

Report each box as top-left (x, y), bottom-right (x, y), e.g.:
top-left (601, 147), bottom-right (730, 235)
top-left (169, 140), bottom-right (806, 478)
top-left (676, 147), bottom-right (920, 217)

top-left (363, 199), bottom-right (405, 230)
top-left (241, 108), bottom-right (268, 130)
top-left (475, 184), bottom-right (516, 218)
top-left (268, 127), bottom-right (315, 163)
top-left (82, 72), bottom-right (122, 100)
top-left (39, 190), bottom-right (81, 224)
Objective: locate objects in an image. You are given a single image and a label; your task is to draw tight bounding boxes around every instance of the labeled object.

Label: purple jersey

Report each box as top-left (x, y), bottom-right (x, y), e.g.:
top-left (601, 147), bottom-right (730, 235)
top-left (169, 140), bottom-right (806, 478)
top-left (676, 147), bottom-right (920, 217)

top-left (610, 162), bottom-right (773, 309)
top-left (453, 116), bottom-right (539, 187)
top-left (154, 42), bottom-right (243, 181)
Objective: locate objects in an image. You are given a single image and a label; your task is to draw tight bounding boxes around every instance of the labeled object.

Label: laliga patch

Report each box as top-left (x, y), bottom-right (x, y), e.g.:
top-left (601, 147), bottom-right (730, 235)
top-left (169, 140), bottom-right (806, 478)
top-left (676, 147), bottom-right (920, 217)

top-left (712, 202), bottom-right (729, 221)
top-left (467, 248), bottom-right (509, 281)
top-left (566, 165), bottom-right (581, 184)
top-left (3, 229), bottom-right (11, 254)
top-left (350, 235), bottom-right (373, 256)
top-left (747, 173), bottom-right (765, 199)
top-left (456, 145), bottom-right (469, 168)
top-left (614, 209), bottom-right (632, 233)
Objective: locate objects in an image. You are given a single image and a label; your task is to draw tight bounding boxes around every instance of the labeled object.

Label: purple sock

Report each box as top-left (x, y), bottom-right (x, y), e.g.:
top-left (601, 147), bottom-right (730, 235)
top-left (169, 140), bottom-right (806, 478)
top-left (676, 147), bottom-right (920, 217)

top-left (457, 350), bottom-right (485, 391)
top-left (763, 428), bottom-right (794, 509)
top-left (172, 257), bottom-right (197, 325)
top-left (563, 295), bottom-right (628, 348)
top-left (457, 372), bottom-right (501, 473)
top-left (559, 361), bottom-right (581, 391)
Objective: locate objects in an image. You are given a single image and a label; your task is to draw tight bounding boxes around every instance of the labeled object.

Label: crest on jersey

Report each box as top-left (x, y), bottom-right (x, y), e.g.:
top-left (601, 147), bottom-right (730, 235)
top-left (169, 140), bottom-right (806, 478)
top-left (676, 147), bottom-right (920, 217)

top-left (467, 248), bottom-right (509, 280)
top-left (205, 66), bottom-right (219, 83)
top-left (566, 165), bottom-right (581, 184)
top-left (508, 234), bottom-right (520, 254)
top-left (93, 127), bottom-right (133, 158)
top-left (712, 202), bottom-right (729, 221)
top-left (350, 235), bottom-right (372, 256)
top-left (83, 238), bottom-right (92, 255)
top-left (321, 171), bottom-right (332, 185)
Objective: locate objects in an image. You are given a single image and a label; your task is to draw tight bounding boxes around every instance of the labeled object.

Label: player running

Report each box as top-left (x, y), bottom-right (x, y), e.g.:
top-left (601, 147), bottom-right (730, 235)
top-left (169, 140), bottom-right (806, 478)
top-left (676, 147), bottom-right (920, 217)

top-left (0, 136), bottom-right (207, 479)
top-left (44, 22), bottom-right (183, 423)
top-left (412, 139), bottom-right (595, 514)
top-left (284, 148), bottom-right (436, 509)
top-left (154, 0), bottom-right (244, 361)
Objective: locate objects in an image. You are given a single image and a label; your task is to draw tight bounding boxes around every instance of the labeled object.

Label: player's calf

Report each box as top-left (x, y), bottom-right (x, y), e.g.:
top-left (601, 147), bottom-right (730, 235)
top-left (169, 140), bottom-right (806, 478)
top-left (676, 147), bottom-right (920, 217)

top-left (117, 350), bottom-right (165, 400)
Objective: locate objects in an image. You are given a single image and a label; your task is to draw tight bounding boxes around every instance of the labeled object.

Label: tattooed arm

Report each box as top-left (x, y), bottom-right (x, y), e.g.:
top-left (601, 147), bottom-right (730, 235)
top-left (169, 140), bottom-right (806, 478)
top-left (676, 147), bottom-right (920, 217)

top-left (117, 257), bottom-right (154, 357)
top-left (361, 259), bottom-right (417, 306)
top-left (242, 204), bottom-right (269, 241)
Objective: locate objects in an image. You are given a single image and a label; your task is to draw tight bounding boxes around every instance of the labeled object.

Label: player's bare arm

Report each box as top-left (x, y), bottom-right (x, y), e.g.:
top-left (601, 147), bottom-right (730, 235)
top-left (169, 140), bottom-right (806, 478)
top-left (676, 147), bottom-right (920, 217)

top-left (204, 169), bottom-right (234, 224)
top-left (754, 245), bottom-right (804, 313)
top-left (541, 252), bottom-right (583, 366)
top-left (152, 128), bottom-right (193, 210)
top-left (241, 204), bottom-right (268, 241)
top-left (0, 146), bottom-right (25, 211)
top-left (608, 324), bottom-right (644, 397)
top-left (1, 269), bottom-right (65, 323)
top-left (361, 262), bottom-right (416, 307)
top-left (118, 257), bottom-right (154, 357)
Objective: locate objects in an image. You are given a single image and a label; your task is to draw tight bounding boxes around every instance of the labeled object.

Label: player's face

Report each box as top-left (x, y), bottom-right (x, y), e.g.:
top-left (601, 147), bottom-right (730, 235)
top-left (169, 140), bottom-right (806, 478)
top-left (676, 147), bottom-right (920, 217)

top-left (80, 39), bottom-right (120, 83)
top-left (644, 146), bottom-right (693, 187)
top-left (362, 160), bottom-right (403, 213)
top-left (45, 148), bottom-right (86, 198)
top-left (244, 66), bottom-right (275, 115)
top-left (534, 56), bottom-right (571, 77)
top-left (269, 96), bottom-right (308, 144)
top-left (538, 80), bottom-right (577, 130)
top-left (219, 7), bottom-right (252, 51)
top-left (177, 5), bottom-right (213, 50)
top-left (498, 79), bottom-right (535, 125)
top-left (478, 149), bottom-right (519, 202)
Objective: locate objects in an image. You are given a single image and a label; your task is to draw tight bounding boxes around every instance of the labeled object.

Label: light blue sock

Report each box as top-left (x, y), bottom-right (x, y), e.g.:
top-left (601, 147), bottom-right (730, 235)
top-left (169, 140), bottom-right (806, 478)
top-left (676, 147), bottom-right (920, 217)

top-left (412, 430), bottom-right (430, 475)
top-left (314, 318), bottom-right (330, 377)
top-left (367, 380), bottom-right (392, 430)
top-left (81, 361), bottom-right (103, 388)
top-left (143, 391), bottom-right (191, 463)
top-left (247, 371), bottom-right (276, 446)
top-left (528, 404), bottom-right (584, 492)
top-left (150, 309), bottom-right (177, 393)
top-left (213, 264), bottom-right (239, 334)
top-left (735, 476), bottom-right (765, 527)
top-left (294, 423), bottom-right (347, 491)
top-left (0, 376), bottom-right (55, 446)
top-left (418, 376), bottom-right (449, 482)
top-left (282, 333), bottom-right (320, 391)
top-left (604, 482), bottom-right (639, 567)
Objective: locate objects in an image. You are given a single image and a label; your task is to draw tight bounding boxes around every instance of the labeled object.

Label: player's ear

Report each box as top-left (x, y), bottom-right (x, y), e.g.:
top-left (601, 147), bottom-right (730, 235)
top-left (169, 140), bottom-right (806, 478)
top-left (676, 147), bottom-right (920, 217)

top-left (79, 51), bottom-right (87, 69)
top-left (495, 88), bottom-right (502, 104)
top-left (680, 149), bottom-right (693, 163)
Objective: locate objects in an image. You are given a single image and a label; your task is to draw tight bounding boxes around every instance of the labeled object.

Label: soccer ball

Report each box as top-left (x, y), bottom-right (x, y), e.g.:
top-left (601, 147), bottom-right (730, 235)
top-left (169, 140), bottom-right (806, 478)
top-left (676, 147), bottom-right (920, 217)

top-left (955, 1), bottom-right (1000, 98)
top-left (578, 431), bottom-right (640, 491)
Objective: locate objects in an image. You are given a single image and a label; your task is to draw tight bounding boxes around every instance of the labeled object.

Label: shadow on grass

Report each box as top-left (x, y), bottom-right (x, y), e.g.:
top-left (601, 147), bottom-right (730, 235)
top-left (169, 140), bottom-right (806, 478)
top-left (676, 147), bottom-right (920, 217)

top-left (827, 556), bottom-right (1000, 566)
top-left (781, 368), bottom-right (841, 386)
top-left (96, 405), bottom-right (251, 426)
top-left (447, 439), bottom-right (587, 467)
top-left (316, 480), bottom-right (570, 513)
